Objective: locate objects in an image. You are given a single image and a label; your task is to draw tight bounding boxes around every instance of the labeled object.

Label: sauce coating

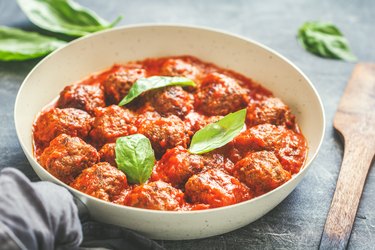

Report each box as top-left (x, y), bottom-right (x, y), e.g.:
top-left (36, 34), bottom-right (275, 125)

top-left (33, 55), bottom-right (307, 211)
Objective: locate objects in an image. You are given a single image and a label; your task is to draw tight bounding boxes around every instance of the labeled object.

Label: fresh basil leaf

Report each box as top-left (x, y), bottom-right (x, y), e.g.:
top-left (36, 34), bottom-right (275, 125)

top-left (17, 0), bottom-right (122, 37)
top-left (115, 134), bottom-right (155, 184)
top-left (118, 76), bottom-right (196, 106)
top-left (189, 108), bottom-right (246, 154)
top-left (297, 21), bottom-right (357, 62)
top-left (0, 26), bottom-right (66, 61)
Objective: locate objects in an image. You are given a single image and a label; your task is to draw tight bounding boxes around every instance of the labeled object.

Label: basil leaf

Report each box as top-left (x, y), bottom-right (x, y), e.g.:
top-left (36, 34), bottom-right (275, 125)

top-left (0, 26), bottom-right (66, 61)
top-left (17, 0), bottom-right (122, 37)
top-left (118, 76), bottom-right (196, 106)
top-left (115, 134), bottom-right (155, 184)
top-left (297, 21), bottom-right (357, 62)
top-left (189, 108), bottom-right (246, 154)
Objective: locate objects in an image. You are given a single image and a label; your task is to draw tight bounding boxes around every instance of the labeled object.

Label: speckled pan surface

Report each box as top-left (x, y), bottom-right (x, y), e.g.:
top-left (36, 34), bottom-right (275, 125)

top-left (14, 24), bottom-right (325, 240)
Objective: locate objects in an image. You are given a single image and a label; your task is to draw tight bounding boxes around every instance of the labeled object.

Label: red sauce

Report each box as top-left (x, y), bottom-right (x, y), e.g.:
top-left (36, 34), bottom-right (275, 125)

top-left (33, 55), bottom-right (307, 211)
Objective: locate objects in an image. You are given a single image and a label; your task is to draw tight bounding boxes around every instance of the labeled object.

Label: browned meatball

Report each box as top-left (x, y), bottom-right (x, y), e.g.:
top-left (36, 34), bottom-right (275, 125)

top-left (233, 151), bottom-right (291, 196)
top-left (152, 146), bottom-right (202, 187)
top-left (136, 114), bottom-right (190, 157)
top-left (33, 108), bottom-right (92, 151)
top-left (70, 162), bottom-right (128, 202)
top-left (152, 146), bottom-right (234, 188)
top-left (185, 169), bottom-right (252, 208)
top-left (39, 134), bottom-right (99, 184)
top-left (194, 73), bottom-right (249, 116)
top-left (56, 84), bottom-right (105, 115)
top-left (202, 149), bottom-right (236, 175)
top-left (246, 97), bottom-right (295, 129)
top-left (160, 58), bottom-right (201, 83)
top-left (89, 105), bottom-right (137, 147)
top-left (102, 65), bottom-right (147, 104)
top-left (124, 181), bottom-right (185, 210)
top-left (230, 124), bottom-right (307, 173)
top-left (99, 143), bottom-right (116, 167)
top-left (184, 112), bottom-right (223, 134)
top-left (146, 86), bottom-right (194, 118)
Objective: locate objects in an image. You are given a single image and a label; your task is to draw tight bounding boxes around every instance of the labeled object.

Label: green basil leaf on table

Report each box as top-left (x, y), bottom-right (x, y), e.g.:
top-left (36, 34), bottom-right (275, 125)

top-left (189, 108), bottom-right (246, 154)
top-left (297, 21), bottom-right (357, 62)
top-left (118, 76), bottom-right (196, 106)
top-left (16, 0), bottom-right (122, 37)
top-left (115, 134), bottom-right (155, 184)
top-left (0, 26), bottom-right (66, 61)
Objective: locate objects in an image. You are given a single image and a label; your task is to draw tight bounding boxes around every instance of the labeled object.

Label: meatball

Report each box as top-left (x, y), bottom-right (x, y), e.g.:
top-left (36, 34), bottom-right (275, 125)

top-left (99, 143), bottom-right (116, 167)
top-left (184, 112), bottom-right (223, 134)
top-left (202, 150), bottom-right (236, 175)
top-left (146, 86), bottom-right (193, 118)
top-left (89, 105), bottom-right (137, 147)
top-left (152, 146), bottom-right (234, 188)
top-left (246, 97), bottom-right (295, 128)
top-left (39, 134), bottom-right (99, 184)
top-left (136, 114), bottom-right (190, 157)
top-left (152, 146), bottom-right (202, 187)
top-left (185, 169), bottom-right (252, 208)
top-left (231, 124), bottom-right (307, 173)
top-left (124, 181), bottom-right (185, 210)
top-left (33, 108), bottom-right (92, 150)
top-left (160, 58), bottom-right (201, 83)
top-left (194, 73), bottom-right (249, 116)
top-left (56, 84), bottom-right (105, 115)
top-left (274, 128), bottom-right (307, 173)
top-left (71, 162), bottom-right (128, 202)
top-left (102, 65), bottom-right (147, 104)
top-left (233, 151), bottom-right (291, 196)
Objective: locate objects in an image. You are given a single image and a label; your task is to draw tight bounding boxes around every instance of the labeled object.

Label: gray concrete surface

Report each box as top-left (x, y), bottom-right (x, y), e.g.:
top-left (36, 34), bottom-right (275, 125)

top-left (1, 0), bottom-right (374, 249)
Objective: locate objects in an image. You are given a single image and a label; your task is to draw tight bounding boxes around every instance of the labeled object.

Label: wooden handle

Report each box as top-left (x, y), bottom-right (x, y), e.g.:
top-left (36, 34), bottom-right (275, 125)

top-left (319, 136), bottom-right (374, 249)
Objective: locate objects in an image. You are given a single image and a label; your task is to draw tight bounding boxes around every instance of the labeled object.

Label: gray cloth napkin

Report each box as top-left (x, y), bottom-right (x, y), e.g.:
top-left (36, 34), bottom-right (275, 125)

top-left (0, 168), bottom-right (82, 250)
top-left (0, 168), bottom-right (164, 250)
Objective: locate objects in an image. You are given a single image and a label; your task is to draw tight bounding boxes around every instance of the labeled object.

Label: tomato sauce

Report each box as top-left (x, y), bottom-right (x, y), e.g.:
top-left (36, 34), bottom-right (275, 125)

top-left (33, 55), bottom-right (307, 211)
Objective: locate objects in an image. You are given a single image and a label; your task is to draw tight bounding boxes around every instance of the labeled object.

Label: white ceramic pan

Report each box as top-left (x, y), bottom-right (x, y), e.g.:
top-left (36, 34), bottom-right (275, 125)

top-left (14, 24), bottom-right (325, 240)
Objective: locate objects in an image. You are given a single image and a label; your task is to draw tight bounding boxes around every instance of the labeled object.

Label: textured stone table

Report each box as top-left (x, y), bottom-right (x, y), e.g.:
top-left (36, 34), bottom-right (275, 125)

top-left (1, 0), bottom-right (374, 249)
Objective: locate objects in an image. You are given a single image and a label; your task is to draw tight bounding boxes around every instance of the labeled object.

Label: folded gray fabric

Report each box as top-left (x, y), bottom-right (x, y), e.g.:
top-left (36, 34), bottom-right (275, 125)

top-left (0, 168), bottom-right (82, 250)
top-left (0, 168), bottom-right (165, 250)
